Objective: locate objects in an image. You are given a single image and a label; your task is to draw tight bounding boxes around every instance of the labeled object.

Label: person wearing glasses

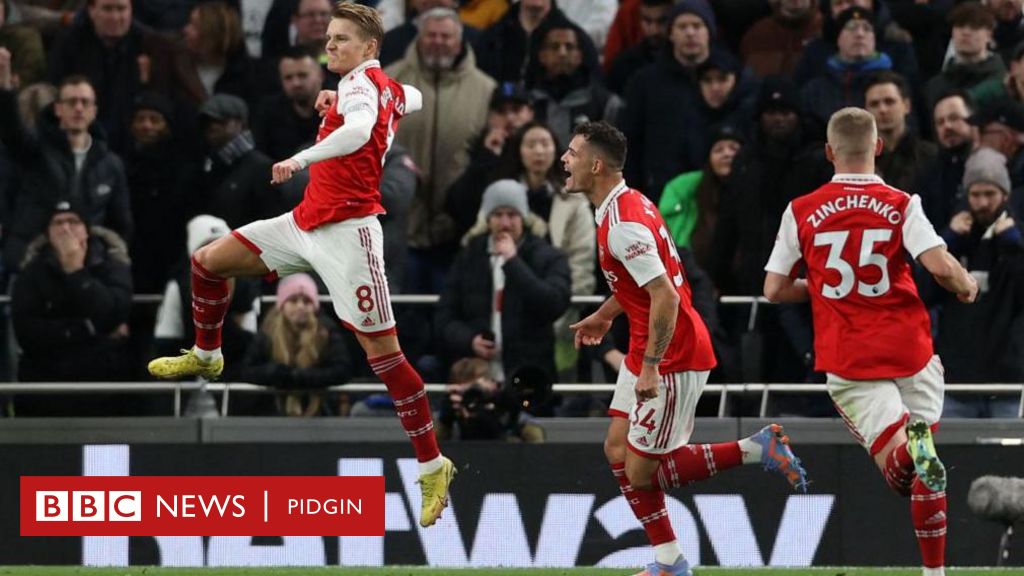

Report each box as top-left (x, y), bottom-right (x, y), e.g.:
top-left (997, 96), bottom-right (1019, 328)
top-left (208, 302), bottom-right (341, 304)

top-left (0, 61), bottom-right (133, 273)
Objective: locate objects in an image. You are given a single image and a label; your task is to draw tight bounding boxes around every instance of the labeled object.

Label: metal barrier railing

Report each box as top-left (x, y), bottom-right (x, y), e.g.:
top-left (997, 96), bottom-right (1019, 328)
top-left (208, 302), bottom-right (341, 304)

top-left (1, 382), bottom-right (1021, 419)
top-left (0, 294), bottom-right (778, 306)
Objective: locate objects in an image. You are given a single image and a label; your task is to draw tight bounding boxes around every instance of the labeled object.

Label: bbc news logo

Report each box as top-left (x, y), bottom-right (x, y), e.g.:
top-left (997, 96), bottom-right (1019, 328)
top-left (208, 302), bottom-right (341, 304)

top-left (21, 476), bottom-right (384, 536)
top-left (36, 491), bottom-right (141, 522)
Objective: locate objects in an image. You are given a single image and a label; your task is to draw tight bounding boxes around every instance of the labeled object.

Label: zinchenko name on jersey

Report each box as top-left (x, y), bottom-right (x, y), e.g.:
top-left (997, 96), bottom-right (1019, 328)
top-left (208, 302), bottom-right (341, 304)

top-left (806, 194), bottom-right (904, 228)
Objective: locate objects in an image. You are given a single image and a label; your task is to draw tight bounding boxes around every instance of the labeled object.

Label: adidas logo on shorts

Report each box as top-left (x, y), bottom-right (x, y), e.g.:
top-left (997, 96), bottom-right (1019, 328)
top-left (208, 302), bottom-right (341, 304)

top-left (361, 316), bottom-right (374, 327)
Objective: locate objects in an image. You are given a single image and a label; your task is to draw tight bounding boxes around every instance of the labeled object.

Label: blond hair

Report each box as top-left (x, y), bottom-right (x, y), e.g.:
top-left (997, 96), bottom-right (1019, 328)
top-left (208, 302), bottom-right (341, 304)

top-left (827, 107), bottom-right (877, 161)
top-left (332, 1), bottom-right (384, 48)
top-left (260, 307), bottom-right (328, 369)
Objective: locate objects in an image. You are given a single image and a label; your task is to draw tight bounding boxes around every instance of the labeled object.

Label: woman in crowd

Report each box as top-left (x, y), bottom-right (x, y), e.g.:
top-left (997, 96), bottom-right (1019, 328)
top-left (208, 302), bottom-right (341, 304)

top-left (466, 120), bottom-right (595, 298)
top-left (241, 273), bottom-right (352, 417)
top-left (177, 1), bottom-right (257, 106)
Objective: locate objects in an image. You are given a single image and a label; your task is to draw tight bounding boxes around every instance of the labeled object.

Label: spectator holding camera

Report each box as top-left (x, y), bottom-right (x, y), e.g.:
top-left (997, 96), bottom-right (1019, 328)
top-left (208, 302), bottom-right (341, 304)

top-left (437, 357), bottom-right (502, 440)
top-left (241, 273), bottom-right (352, 416)
top-left (936, 147), bottom-right (1024, 416)
top-left (436, 179), bottom-right (571, 383)
top-left (438, 357), bottom-right (548, 442)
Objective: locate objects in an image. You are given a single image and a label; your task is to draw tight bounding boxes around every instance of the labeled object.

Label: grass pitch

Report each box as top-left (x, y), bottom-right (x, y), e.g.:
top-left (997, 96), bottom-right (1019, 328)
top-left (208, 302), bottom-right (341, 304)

top-left (2, 568), bottom-right (1024, 576)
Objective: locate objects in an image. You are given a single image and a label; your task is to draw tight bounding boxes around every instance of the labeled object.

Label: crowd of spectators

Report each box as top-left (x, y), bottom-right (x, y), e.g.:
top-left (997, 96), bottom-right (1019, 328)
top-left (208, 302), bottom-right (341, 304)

top-left (1, 0), bottom-right (1023, 419)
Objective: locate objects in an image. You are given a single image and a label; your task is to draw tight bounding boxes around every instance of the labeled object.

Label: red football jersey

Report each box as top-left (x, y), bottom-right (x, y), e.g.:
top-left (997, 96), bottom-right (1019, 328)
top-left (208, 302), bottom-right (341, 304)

top-left (765, 173), bottom-right (946, 379)
top-left (294, 61), bottom-right (408, 230)
top-left (596, 182), bottom-right (716, 375)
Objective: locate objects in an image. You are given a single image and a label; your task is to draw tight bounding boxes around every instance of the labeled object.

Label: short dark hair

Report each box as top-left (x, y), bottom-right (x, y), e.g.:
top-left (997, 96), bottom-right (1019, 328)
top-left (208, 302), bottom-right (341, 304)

top-left (573, 121), bottom-right (627, 171)
top-left (934, 89), bottom-right (975, 116)
top-left (279, 44), bottom-right (320, 63)
top-left (640, 0), bottom-right (674, 6)
top-left (58, 74), bottom-right (94, 93)
top-left (864, 70), bottom-right (910, 100)
top-left (948, 2), bottom-right (996, 30)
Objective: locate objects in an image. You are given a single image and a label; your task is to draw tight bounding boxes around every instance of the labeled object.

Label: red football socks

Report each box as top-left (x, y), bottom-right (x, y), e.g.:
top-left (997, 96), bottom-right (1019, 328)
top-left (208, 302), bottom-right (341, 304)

top-left (911, 477), bottom-right (947, 568)
top-left (191, 256), bottom-right (230, 352)
top-left (884, 443), bottom-right (915, 496)
top-left (612, 462), bottom-right (675, 545)
top-left (370, 351), bottom-right (440, 463)
top-left (653, 443), bottom-right (743, 490)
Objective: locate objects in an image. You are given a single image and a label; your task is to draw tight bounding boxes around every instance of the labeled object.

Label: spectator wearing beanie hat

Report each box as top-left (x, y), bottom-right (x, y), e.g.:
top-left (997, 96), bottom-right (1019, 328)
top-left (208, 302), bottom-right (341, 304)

top-left (436, 179), bottom-right (571, 383)
top-left (11, 196), bottom-right (133, 390)
top-left (960, 146), bottom-right (1012, 206)
top-left (936, 145), bottom-right (1024, 407)
top-left (793, 0), bottom-right (920, 93)
top-left (126, 91), bottom-right (197, 293)
top-left (800, 6), bottom-right (894, 137)
top-left (275, 273), bottom-right (321, 314)
top-left (241, 271), bottom-right (353, 417)
top-left (667, 0), bottom-right (716, 66)
top-left (695, 49), bottom-right (757, 150)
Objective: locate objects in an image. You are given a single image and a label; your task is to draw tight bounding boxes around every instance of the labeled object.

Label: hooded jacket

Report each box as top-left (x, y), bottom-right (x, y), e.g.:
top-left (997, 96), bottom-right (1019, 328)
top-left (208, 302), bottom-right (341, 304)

top-left (386, 41), bottom-right (496, 249)
top-left (12, 226), bottom-right (132, 381)
top-left (473, 1), bottom-right (598, 84)
top-left (523, 19), bottom-right (622, 148)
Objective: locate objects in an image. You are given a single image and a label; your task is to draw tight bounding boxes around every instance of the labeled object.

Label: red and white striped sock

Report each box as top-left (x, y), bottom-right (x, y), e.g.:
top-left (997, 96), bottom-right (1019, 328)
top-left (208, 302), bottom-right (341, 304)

top-left (611, 462), bottom-right (676, 548)
top-left (191, 256), bottom-right (230, 354)
top-left (884, 443), bottom-right (915, 496)
top-left (653, 442), bottom-right (743, 490)
top-left (370, 351), bottom-right (441, 469)
top-left (911, 476), bottom-right (947, 569)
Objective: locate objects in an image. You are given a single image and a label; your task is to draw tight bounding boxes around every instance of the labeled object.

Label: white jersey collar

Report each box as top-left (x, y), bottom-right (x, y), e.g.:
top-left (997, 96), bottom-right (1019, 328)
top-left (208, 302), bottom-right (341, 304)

top-left (595, 180), bottom-right (629, 225)
top-left (345, 59), bottom-right (381, 79)
top-left (831, 173), bottom-right (884, 185)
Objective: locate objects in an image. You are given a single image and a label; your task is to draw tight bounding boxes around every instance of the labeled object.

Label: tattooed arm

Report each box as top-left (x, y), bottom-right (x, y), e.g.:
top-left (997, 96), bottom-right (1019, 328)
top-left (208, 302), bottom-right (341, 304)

top-left (635, 274), bottom-right (679, 400)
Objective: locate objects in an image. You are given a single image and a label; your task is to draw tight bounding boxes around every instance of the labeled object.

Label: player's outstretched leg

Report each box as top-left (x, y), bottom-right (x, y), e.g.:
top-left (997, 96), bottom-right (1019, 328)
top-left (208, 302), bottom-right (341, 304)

top-left (148, 255), bottom-right (228, 379)
top-left (650, 424), bottom-right (808, 493)
top-left (368, 348), bottom-right (453, 527)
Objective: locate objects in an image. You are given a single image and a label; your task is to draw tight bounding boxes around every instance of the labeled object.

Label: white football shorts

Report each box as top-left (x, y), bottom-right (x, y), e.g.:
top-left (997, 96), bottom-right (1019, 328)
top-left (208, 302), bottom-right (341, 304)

top-left (234, 212), bottom-right (396, 335)
top-left (609, 365), bottom-right (709, 457)
top-left (827, 355), bottom-right (944, 455)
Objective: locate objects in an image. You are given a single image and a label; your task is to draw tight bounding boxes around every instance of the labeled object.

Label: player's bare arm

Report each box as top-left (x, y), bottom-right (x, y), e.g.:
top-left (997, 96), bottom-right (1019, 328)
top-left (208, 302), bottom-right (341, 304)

top-left (763, 272), bottom-right (810, 303)
top-left (636, 275), bottom-right (679, 401)
top-left (570, 296), bottom-right (623, 349)
top-left (918, 245), bottom-right (979, 303)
